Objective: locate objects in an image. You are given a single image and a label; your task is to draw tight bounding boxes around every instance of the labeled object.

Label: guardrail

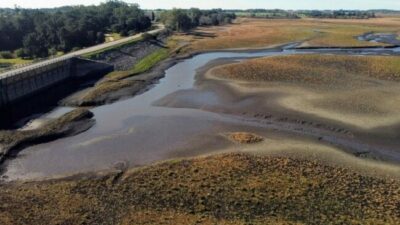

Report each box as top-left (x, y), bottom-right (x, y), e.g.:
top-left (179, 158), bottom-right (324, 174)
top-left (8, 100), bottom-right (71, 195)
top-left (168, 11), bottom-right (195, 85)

top-left (0, 54), bottom-right (73, 74)
top-left (0, 55), bottom-right (76, 79)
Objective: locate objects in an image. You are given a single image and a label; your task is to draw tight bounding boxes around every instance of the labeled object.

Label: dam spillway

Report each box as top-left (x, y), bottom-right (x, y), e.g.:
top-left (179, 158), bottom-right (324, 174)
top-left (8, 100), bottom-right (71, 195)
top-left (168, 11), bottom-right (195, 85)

top-left (0, 57), bottom-right (114, 108)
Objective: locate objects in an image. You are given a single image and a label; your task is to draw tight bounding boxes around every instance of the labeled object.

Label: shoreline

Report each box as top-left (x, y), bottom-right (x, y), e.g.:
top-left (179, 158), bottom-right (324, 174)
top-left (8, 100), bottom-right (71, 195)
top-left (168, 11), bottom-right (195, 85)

top-left (0, 109), bottom-right (95, 177)
top-left (2, 44), bottom-right (400, 182)
top-left (196, 56), bottom-right (400, 162)
top-left (3, 41), bottom-right (400, 182)
top-left (60, 42), bottom-right (400, 107)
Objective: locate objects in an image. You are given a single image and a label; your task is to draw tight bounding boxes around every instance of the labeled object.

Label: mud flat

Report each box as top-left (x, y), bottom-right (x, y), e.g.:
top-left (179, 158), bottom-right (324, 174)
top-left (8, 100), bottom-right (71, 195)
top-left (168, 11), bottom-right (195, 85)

top-left (2, 45), bottom-right (400, 182)
top-left (0, 109), bottom-right (94, 169)
top-left (204, 54), bottom-right (400, 132)
top-left (156, 52), bottom-right (400, 162)
top-left (1, 17), bottom-right (400, 225)
top-left (1, 25), bottom-right (400, 224)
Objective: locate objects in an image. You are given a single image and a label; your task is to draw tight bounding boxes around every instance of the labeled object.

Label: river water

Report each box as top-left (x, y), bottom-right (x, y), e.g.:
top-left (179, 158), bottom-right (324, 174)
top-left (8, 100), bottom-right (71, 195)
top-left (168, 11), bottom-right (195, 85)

top-left (3, 46), bottom-right (400, 181)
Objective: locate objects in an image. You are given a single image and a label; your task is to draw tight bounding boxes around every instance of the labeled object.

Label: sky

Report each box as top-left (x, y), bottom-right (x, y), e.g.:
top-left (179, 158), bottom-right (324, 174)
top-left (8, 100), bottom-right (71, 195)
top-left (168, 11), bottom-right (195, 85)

top-left (1, 0), bottom-right (400, 10)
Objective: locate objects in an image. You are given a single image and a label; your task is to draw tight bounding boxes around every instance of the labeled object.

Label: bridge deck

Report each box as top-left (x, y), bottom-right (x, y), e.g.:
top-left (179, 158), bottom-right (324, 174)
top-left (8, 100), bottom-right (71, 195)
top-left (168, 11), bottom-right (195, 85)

top-left (0, 26), bottom-right (164, 79)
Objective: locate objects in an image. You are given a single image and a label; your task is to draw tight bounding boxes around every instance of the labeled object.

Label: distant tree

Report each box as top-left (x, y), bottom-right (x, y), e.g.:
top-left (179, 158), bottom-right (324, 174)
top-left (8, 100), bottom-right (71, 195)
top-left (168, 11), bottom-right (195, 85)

top-left (188, 8), bottom-right (202, 26)
top-left (160, 8), bottom-right (192, 31)
top-left (199, 15), bottom-right (212, 26)
top-left (96, 32), bottom-right (105, 44)
top-left (0, 51), bottom-right (13, 59)
top-left (0, 1), bottom-right (152, 58)
top-left (15, 48), bottom-right (27, 58)
top-left (49, 47), bottom-right (58, 56)
top-left (23, 33), bottom-right (48, 57)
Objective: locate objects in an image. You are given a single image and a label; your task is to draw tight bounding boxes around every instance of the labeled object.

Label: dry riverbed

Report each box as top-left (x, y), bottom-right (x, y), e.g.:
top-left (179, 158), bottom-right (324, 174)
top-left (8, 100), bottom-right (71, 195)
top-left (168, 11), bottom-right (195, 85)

top-left (2, 18), bottom-right (400, 225)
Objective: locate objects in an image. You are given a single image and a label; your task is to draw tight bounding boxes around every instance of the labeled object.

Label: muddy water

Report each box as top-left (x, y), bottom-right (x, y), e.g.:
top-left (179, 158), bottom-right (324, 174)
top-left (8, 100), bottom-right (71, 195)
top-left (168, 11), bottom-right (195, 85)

top-left (3, 49), bottom-right (303, 180)
top-left (358, 32), bottom-right (400, 46)
top-left (3, 47), bottom-right (400, 181)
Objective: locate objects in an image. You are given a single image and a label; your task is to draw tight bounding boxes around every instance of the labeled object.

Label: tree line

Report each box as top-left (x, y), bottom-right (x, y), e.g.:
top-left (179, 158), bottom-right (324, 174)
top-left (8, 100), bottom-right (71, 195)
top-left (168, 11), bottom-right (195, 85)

top-left (230, 9), bottom-right (376, 19)
top-left (0, 0), bottom-right (152, 58)
top-left (159, 8), bottom-right (236, 31)
top-left (300, 10), bottom-right (376, 19)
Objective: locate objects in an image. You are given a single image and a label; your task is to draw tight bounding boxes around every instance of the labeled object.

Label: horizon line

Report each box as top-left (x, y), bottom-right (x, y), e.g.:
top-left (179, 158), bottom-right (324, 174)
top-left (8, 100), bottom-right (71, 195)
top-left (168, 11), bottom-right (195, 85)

top-left (1, 5), bottom-right (400, 11)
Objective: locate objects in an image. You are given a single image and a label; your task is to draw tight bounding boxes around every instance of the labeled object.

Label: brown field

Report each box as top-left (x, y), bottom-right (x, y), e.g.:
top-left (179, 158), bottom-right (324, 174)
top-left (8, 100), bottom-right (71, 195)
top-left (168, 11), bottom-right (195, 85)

top-left (212, 54), bottom-right (400, 85)
top-left (1, 153), bottom-right (399, 225)
top-left (175, 17), bottom-right (400, 52)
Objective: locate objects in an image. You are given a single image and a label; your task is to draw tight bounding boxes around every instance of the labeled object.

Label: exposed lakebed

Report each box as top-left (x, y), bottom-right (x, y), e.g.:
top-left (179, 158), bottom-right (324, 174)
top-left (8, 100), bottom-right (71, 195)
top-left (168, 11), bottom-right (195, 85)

top-left (3, 45), bottom-right (400, 181)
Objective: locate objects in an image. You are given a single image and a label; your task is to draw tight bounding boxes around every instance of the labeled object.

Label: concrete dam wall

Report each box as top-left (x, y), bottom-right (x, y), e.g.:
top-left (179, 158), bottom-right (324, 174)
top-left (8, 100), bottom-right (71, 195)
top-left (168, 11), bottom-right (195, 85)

top-left (0, 58), bottom-right (113, 108)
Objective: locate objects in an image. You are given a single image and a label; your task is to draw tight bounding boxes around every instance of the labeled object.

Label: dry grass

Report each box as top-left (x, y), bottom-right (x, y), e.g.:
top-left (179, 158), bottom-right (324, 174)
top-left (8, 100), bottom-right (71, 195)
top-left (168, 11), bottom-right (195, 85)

top-left (208, 54), bottom-right (400, 129)
top-left (174, 18), bottom-right (400, 52)
top-left (0, 153), bottom-right (399, 224)
top-left (227, 132), bottom-right (264, 144)
top-left (212, 54), bottom-right (400, 86)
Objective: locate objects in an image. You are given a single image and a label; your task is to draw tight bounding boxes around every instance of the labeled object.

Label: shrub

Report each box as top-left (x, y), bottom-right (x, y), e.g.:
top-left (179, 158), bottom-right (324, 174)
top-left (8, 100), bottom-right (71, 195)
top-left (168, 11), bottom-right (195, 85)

top-left (0, 51), bottom-right (14, 59)
top-left (49, 48), bottom-right (58, 56)
top-left (72, 47), bottom-right (81, 52)
top-left (15, 48), bottom-right (27, 58)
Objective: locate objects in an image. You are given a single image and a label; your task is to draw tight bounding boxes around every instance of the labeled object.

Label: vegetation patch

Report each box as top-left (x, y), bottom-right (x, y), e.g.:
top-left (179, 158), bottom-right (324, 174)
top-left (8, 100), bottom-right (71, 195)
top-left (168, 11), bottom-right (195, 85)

top-left (174, 18), bottom-right (400, 53)
top-left (227, 132), bottom-right (264, 144)
top-left (0, 1), bottom-right (152, 58)
top-left (0, 109), bottom-right (94, 163)
top-left (105, 47), bottom-right (170, 81)
top-left (212, 54), bottom-right (400, 86)
top-left (0, 153), bottom-right (399, 224)
top-left (105, 33), bottom-right (122, 43)
top-left (0, 58), bottom-right (33, 67)
top-left (77, 80), bottom-right (147, 106)
top-left (130, 48), bottom-right (170, 75)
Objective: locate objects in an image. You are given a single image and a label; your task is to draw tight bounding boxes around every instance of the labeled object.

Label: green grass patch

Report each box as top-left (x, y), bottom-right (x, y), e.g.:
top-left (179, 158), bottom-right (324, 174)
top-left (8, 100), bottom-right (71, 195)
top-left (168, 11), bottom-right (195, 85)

top-left (0, 58), bottom-right (33, 72)
top-left (131, 48), bottom-right (169, 74)
top-left (0, 57), bottom-right (33, 66)
top-left (105, 33), bottom-right (122, 42)
top-left (105, 47), bottom-right (171, 81)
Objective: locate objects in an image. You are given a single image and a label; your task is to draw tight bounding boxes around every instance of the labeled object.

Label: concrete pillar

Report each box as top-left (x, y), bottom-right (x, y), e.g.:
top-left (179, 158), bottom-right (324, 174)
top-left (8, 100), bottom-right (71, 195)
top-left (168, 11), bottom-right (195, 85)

top-left (0, 80), bottom-right (5, 107)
